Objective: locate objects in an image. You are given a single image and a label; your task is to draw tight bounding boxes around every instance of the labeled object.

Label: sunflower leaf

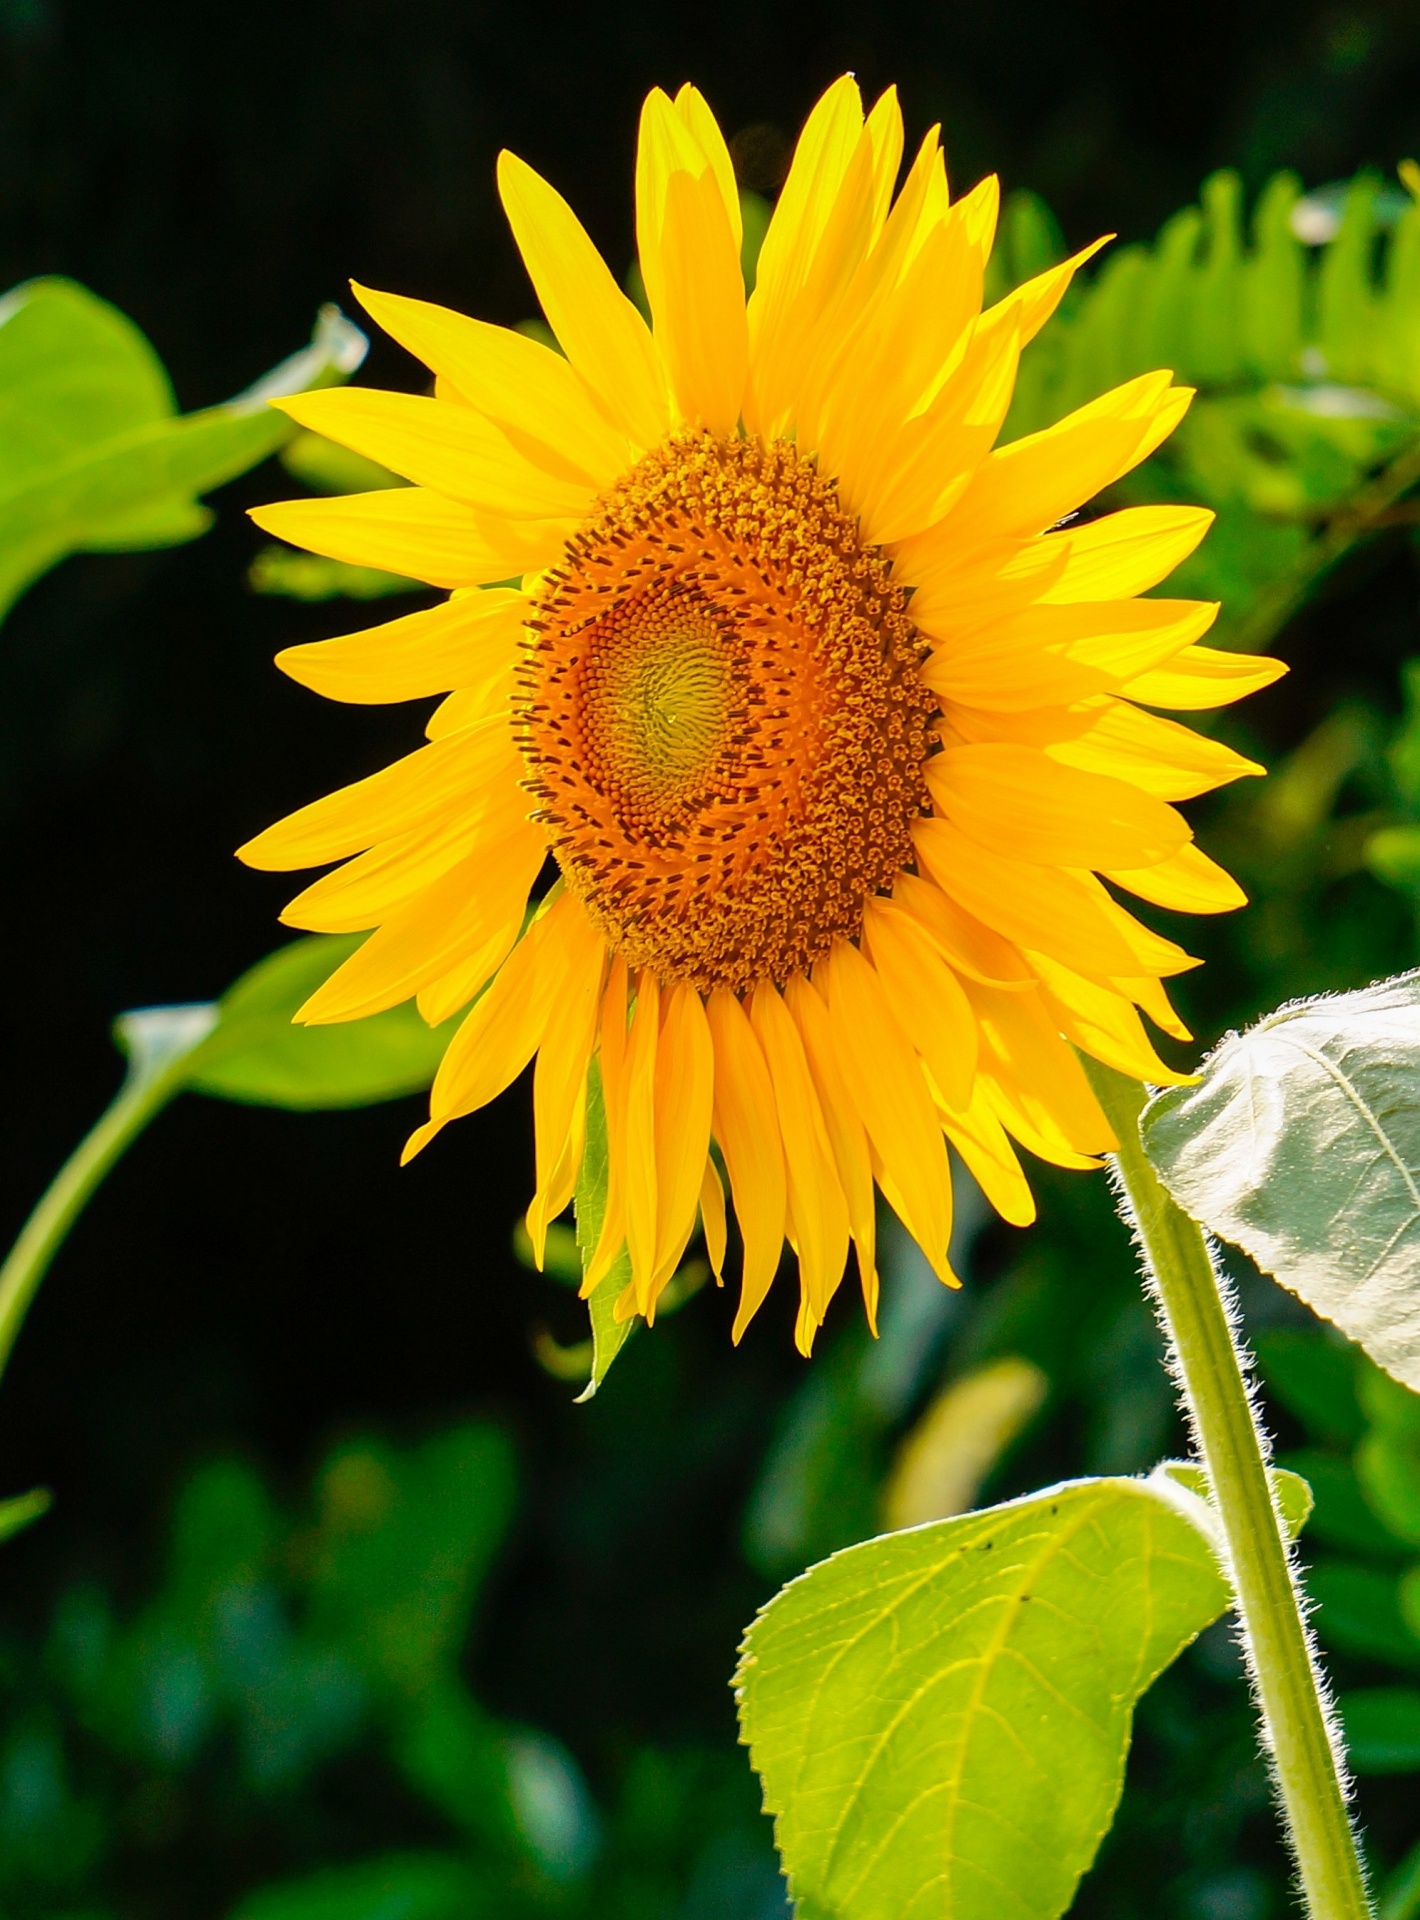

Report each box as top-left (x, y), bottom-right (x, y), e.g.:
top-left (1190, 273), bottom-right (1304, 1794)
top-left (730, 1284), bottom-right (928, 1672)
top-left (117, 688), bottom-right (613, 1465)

top-left (1141, 970), bottom-right (1420, 1390)
top-left (737, 1475), bottom-right (1228, 1920)
top-left (0, 281), bottom-right (365, 623)
top-left (573, 1064), bottom-right (634, 1401)
top-left (178, 935), bottom-right (454, 1110)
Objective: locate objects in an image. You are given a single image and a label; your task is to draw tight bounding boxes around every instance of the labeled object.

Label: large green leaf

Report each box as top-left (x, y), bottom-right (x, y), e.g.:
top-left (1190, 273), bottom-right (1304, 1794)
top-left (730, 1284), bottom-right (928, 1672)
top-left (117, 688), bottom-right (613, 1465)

top-left (1141, 971), bottom-right (1420, 1390)
top-left (0, 280), bottom-right (366, 620)
top-left (737, 1475), bottom-right (1229, 1920)
top-left (179, 935), bottom-right (454, 1109)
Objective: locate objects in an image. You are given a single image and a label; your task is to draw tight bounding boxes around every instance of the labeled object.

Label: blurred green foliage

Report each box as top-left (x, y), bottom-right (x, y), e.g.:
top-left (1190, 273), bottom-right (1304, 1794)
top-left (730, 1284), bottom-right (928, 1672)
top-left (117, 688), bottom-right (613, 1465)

top-left (0, 1420), bottom-right (785, 1920)
top-left (990, 167), bottom-right (1420, 652)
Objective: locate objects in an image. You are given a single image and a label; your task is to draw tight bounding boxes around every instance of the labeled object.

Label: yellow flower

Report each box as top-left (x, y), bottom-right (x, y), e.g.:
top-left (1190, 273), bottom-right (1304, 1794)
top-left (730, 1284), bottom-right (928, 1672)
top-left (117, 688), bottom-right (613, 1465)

top-left (241, 78), bottom-right (1283, 1354)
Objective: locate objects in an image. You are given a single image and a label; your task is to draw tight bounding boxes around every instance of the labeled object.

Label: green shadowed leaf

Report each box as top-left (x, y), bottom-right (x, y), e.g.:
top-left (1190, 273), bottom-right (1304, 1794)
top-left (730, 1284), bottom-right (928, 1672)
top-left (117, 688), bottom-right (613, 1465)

top-left (229, 1852), bottom-right (491, 1920)
top-left (180, 935), bottom-right (455, 1109)
top-left (0, 282), bottom-right (366, 622)
top-left (1339, 1689), bottom-right (1420, 1773)
top-left (573, 1063), bottom-right (633, 1400)
top-left (737, 1475), bottom-right (1229, 1920)
top-left (1141, 971), bottom-right (1420, 1391)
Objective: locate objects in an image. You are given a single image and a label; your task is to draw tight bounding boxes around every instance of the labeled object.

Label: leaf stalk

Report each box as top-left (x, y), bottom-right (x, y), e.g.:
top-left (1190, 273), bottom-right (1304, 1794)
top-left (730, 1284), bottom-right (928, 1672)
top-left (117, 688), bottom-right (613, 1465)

top-left (0, 1056), bottom-right (186, 1389)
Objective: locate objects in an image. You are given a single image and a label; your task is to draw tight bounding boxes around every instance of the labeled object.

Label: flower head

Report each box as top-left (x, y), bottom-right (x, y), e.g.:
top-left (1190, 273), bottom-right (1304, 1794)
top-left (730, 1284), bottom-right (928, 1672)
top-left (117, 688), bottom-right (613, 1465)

top-left (241, 78), bottom-right (1283, 1352)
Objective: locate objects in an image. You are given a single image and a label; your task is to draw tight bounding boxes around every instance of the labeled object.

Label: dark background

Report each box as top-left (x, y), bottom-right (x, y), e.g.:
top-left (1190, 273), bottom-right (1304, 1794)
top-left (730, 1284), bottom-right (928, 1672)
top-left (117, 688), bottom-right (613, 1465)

top-left (4, 0), bottom-right (1420, 1870)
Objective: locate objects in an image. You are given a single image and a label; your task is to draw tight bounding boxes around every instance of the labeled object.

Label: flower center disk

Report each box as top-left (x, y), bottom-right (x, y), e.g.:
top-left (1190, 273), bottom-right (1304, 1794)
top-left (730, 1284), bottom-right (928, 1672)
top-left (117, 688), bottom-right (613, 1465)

top-left (517, 433), bottom-right (934, 992)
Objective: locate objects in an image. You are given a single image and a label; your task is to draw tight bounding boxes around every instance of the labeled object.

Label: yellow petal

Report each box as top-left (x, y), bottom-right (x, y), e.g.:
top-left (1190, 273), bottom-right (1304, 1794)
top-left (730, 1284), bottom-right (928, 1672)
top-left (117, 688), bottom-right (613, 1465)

top-left (860, 899), bottom-right (978, 1110)
top-left (352, 283), bottom-right (631, 484)
top-left (845, 316), bottom-right (1019, 545)
top-left (532, 912), bottom-right (607, 1218)
top-left (1106, 841), bottom-right (1247, 913)
top-left (1027, 951), bottom-right (1194, 1087)
top-left (624, 971), bottom-right (661, 1303)
top-left (527, 1087), bottom-right (586, 1269)
top-left (1045, 698), bottom-right (1264, 800)
top-left (635, 94), bottom-right (748, 435)
top-left (912, 817), bottom-right (1174, 979)
top-left (237, 715), bottom-right (518, 872)
top-left (926, 744), bottom-right (1191, 870)
top-left (890, 871), bottom-right (1036, 989)
top-left (401, 890), bottom-right (581, 1160)
top-left (273, 389), bottom-right (597, 521)
top-left (745, 75), bottom-right (866, 437)
top-left (277, 773), bottom-right (528, 933)
top-left (811, 175), bottom-right (988, 466)
top-left (967, 978), bottom-right (1116, 1160)
top-left (672, 85), bottom-right (741, 247)
top-left (940, 1089), bottom-right (1036, 1228)
top-left (250, 489), bottom-right (574, 589)
top-left (920, 596), bottom-right (1218, 711)
top-left (497, 149), bottom-right (670, 451)
top-left (652, 981), bottom-right (715, 1279)
top-left (298, 822), bottom-right (546, 1024)
top-left (416, 904), bottom-right (527, 1027)
top-left (1122, 643), bottom-right (1288, 710)
top-left (975, 236), bottom-right (1110, 351)
top-left (706, 987), bottom-right (787, 1341)
top-left (816, 941), bottom-right (957, 1287)
top-left (425, 670), bottom-right (515, 740)
top-left (1038, 505), bottom-right (1215, 603)
top-left (782, 973), bottom-right (879, 1326)
top-left (943, 372), bottom-right (1191, 550)
top-left (276, 589), bottom-right (527, 706)
top-left (750, 982), bottom-right (850, 1330)
top-left (1121, 972), bottom-right (1193, 1042)
top-left (700, 1156), bottom-right (727, 1284)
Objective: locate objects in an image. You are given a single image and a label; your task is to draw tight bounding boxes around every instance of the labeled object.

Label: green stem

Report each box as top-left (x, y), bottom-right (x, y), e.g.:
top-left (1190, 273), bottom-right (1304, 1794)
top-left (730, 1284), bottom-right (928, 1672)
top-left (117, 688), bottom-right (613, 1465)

top-left (1084, 1058), bottom-right (1371, 1920)
top-left (0, 1060), bottom-right (185, 1387)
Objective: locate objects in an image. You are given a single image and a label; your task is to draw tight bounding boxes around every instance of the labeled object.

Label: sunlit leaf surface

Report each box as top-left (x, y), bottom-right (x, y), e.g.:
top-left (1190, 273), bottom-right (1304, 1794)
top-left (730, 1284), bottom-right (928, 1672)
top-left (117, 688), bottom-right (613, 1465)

top-left (737, 1476), bottom-right (1228, 1920)
top-left (1142, 971), bottom-right (1420, 1389)
top-left (0, 280), bottom-right (365, 620)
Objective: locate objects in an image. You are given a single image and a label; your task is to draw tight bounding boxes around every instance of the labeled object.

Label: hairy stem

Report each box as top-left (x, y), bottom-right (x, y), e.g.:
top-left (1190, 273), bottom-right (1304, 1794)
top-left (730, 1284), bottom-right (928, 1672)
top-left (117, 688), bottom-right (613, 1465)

top-left (1085, 1058), bottom-right (1371, 1920)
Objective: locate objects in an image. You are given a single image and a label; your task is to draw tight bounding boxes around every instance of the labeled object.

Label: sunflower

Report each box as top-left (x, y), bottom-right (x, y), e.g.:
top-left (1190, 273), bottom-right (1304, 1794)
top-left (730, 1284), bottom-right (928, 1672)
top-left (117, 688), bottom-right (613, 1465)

top-left (240, 77), bottom-right (1282, 1354)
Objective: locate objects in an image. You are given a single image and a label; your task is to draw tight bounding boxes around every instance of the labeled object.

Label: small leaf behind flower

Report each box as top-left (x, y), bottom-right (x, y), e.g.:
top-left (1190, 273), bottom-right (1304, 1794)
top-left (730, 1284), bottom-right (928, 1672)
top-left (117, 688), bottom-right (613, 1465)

top-left (181, 935), bottom-right (454, 1109)
top-left (737, 1475), bottom-right (1228, 1920)
top-left (1142, 971), bottom-right (1420, 1390)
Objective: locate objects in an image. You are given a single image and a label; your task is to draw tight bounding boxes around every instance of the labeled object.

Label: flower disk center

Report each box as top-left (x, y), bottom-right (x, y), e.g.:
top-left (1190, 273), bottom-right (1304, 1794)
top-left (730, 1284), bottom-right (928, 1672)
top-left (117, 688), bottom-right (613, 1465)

top-left (517, 434), bottom-right (934, 993)
top-left (582, 594), bottom-right (735, 817)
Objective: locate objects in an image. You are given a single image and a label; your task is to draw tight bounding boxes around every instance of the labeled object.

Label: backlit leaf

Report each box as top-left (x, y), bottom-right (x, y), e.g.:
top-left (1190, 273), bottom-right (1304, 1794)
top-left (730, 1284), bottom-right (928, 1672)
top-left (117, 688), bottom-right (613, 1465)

top-left (737, 1475), bottom-right (1228, 1920)
top-left (1141, 971), bottom-right (1420, 1390)
top-left (0, 282), bottom-right (366, 621)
